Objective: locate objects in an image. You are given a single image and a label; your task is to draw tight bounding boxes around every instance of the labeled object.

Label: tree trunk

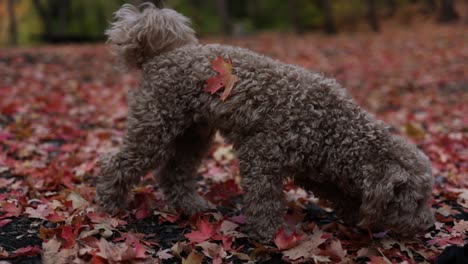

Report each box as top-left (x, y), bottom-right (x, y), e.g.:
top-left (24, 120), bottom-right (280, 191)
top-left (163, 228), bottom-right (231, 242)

top-left (55, 0), bottom-right (69, 36)
top-left (425, 0), bottom-right (437, 11)
top-left (288, 0), bottom-right (302, 34)
top-left (386, 0), bottom-right (397, 17)
top-left (366, 0), bottom-right (380, 32)
top-left (7, 0), bottom-right (18, 45)
top-left (215, 0), bottom-right (233, 35)
top-left (466, 1), bottom-right (468, 24)
top-left (32, 0), bottom-right (52, 34)
top-left (318, 0), bottom-right (337, 34)
top-left (438, 0), bottom-right (459, 23)
top-left (422, 0), bottom-right (437, 14)
top-left (32, 0), bottom-right (72, 41)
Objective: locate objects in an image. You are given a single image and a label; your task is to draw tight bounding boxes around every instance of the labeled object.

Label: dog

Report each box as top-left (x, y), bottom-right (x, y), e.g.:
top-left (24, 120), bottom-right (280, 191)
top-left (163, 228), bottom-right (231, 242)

top-left (96, 3), bottom-right (434, 242)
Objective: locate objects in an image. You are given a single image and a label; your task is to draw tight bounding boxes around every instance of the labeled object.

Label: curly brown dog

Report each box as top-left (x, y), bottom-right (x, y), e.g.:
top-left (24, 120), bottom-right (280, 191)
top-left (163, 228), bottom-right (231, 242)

top-left (96, 3), bottom-right (434, 242)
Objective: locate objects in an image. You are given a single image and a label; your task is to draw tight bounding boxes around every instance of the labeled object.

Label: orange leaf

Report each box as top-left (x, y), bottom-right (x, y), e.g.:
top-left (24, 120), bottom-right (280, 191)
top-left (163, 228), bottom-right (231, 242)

top-left (205, 55), bottom-right (239, 101)
top-left (182, 251), bottom-right (204, 264)
top-left (91, 253), bottom-right (107, 264)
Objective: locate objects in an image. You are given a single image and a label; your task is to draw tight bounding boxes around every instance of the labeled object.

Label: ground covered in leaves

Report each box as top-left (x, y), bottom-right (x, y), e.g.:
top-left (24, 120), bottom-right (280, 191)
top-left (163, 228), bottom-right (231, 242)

top-left (0, 24), bottom-right (467, 264)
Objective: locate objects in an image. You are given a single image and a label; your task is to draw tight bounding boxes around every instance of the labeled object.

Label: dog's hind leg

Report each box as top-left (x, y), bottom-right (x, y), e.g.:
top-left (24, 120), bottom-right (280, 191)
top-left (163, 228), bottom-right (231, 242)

top-left (95, 88), bottom-right (191, 214)
top-left (155, 122), bottom-right (215, 215)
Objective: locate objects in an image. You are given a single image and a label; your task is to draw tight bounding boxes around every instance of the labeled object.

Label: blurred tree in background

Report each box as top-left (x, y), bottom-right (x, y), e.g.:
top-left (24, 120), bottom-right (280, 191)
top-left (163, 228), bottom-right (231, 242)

top-left (0, 0), bottom-right (465, 46)
top-left (438, 0), bottom-right (459, 22)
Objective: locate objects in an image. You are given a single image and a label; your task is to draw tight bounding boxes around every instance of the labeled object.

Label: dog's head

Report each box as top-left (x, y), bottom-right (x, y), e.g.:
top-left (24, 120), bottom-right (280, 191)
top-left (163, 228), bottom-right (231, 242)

top-left (359, 135), bottom-right (434, 235)
top-left (106, 3), bottom-right (198, 70)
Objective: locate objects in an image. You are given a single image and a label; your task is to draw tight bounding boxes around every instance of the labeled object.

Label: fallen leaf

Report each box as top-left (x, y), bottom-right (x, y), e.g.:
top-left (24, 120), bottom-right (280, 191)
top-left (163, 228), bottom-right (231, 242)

top-left (91, 253), bottom-right (107, 264)
top-left (457, 190), bottom-right (468, 208)
top-left (185, 218), bottom-right (217, 243)
top-left (326, 240), bottom-right (347, 261)
top-left (282, 227), bottom-right (328, 261)
top-left (171, 241), bottom-right (191, 258)
top-left (135, 203), bottom-right (150, 220)
top-left (66, 192), bottom-right (88, 209)
top-left (356, 247), bottom-right (380, 258)
top-left (42, 237), bottom-right (76, 264)
top-left (0, 178), bottom-right (15, 188)
top-left (1, 201), bottom-right (22, 217)
top-left (156, 248), bottom-right (173, 260)
top-left (274, 227), bottom-right (302, 250)
top-left (206, 179), bottom-right (242, 207)
top-left (197, 241), bottom-right (227, 259)
top-left (25, 204), bottom-right (52, 220)
top-left (0, 219), bottom-right (12, 227)
top-left (427, 235), bottom-right (464, 247)
top-left (11, 245), bottom-right (41, 258)
top-left (96, 237), bottom-right (147, 262)
top-left (61, 224), bottom-right (82, 249)
top-left (367, 255), bottom-right (392, 264)
top-left (182, 250), bottom-right (204, 264)
top-left (452, 220), bottom-right (468, 234)
top-left (403, 123), bottom-right (425, 140)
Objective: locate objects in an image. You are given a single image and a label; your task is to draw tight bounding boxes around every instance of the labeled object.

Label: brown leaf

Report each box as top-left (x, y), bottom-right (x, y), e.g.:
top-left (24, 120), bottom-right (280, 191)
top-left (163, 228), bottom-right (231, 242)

top-left (42, 237), bottom-right (77, 264)
top-left (182, 251), bottom-right (204, 264)
top-left (282, 227), bottom-right (328, 261)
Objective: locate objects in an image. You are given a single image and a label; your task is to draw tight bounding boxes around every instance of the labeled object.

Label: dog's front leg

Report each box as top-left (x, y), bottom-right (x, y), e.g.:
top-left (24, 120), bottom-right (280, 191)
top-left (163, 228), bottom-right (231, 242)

top-left (239, 157), bottom-right (285, 243)
top-left (155, 123), bottom-right (215, 215)
top-left (95, 87), bottom-right (188, 214)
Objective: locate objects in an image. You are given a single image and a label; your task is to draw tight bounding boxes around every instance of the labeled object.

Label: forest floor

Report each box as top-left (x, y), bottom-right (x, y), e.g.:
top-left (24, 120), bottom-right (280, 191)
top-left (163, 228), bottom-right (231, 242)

top-left (0, 23), bottom-right (467, 264)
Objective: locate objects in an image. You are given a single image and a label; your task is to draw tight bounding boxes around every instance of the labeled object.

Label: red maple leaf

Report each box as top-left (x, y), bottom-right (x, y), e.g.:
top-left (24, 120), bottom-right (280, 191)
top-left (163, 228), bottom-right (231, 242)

top-left (91, 252), bottom-right (107, 264)
top-left (134, 199), bottom-right (150, 220)
top-left (0, 219), bottom-right (12, 228)
top-left (61, 224), bottom-right (82, 249)
top-left (11, 245), bottom-right (41, 258)
top-left (96, 235), bottom-right (147, 261)
top-left (185, 217), bottom-right (217, 243)
top-left (0, 201), bottom-right (22, 218)
top-left (274, 227), bottom-right (302, 250)
top-left (204, 179), bottom-right (242, 206)
top-left (46, 211), bottom-right (66, 223)
top-left (205, 55), bottom-right (239, 101)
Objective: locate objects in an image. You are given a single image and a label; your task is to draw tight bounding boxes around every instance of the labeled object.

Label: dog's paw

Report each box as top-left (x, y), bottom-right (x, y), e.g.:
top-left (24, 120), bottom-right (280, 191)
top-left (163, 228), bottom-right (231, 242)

top-left (242, 221), bottom-right (281, 244)
top-left (334, 207), bottom-right (360, 225)
top-left (248, 227), bottom-right (276, 244)
top-left (175, 194), bottom-right (213, 215)
top-left (95, 184), bottom-right (129, 215)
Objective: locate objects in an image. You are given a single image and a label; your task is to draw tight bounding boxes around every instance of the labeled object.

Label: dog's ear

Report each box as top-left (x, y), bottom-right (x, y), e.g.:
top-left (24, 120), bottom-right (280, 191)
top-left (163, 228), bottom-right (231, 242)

top-left (358, 163), bottom-right (409, 228)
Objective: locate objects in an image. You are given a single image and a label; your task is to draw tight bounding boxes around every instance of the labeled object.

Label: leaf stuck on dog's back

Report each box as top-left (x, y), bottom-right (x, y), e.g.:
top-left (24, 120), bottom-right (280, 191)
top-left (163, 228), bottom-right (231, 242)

top-left (205, 55), bottom-right (239, 101)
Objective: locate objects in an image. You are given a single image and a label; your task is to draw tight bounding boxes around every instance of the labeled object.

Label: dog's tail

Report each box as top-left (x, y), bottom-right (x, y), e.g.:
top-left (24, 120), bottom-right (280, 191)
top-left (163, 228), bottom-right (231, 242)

top-left (106, 3), bottom-right (198, 70)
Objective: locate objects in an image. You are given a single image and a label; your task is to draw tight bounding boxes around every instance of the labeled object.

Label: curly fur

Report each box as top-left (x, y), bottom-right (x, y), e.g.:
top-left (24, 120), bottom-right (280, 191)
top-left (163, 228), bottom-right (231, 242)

top-left (105, 3), bottom-right (197, 70)
top-left (96, 3), bottom-right (435, 242)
